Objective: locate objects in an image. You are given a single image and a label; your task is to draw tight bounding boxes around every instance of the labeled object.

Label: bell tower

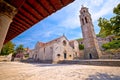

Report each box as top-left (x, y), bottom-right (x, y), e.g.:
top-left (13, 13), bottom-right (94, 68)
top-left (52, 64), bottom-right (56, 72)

top-left (79, 6), bottom-right (101, 59)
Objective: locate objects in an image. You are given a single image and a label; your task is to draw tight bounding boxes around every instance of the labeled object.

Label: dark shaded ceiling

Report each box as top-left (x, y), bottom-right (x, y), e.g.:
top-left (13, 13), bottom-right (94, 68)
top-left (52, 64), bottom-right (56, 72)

top-left (4, 0), bottom-right (74, 44)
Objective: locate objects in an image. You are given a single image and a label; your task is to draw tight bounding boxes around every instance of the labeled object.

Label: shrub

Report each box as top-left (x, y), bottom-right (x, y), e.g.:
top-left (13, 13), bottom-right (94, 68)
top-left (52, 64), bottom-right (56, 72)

top-left (79, 44), bottom-right (84, 50)
top-left (102, 40), bottom-right (120, 50)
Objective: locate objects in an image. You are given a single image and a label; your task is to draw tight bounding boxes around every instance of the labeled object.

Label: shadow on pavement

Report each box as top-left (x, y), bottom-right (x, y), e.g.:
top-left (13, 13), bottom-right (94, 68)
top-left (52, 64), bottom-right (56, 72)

top-left (85, 72), bottom-right (120, 80)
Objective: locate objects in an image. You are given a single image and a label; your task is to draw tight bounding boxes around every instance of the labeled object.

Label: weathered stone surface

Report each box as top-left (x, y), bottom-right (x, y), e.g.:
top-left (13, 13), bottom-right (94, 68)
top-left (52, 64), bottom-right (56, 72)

top-left (59, 59), bottom-right (120, 67)
top-left (29, 35), bottom-right (80, 63)
top-left (79, 6), bottom-right (101, 59)
top-left (0, 62), bottom-right (120, 80)
top-left (0, 0), bottom-right (17, 52)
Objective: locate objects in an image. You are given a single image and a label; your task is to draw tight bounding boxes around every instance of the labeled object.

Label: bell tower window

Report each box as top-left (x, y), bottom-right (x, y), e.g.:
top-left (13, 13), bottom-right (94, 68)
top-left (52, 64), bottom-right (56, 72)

top-left (83, 10), bottom-right (85, 13)
top-left (85, 17), bottom-right (88, 23)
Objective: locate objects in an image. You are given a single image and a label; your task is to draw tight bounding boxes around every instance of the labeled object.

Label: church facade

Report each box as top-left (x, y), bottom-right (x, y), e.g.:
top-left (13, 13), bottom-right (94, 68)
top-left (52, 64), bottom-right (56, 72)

top-left (29, 35), bottom-right (80, 63)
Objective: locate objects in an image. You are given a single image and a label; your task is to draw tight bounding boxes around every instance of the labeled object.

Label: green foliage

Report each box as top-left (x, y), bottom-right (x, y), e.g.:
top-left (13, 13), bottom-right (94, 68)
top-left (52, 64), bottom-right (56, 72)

top-left (76, 38), bottom-right (83, 41)
top-left (98, 18), bottom-right (112, 37)
top-left (98, 3), bottom-right (120, 37)
top-left (102, 40), bottom-right (120, 50)
top-left (113, 3), bottom-right (120, 15)
top-left (79, 44), bottom-right (84, 50)
top-left (24, 54), bottom-right (29, 58)
top-left (15, 45), bottom-right (25, 54)
top-left (0, 41), bottom-right (15, 55)
top-left (96, 34), bottom-right (102, 37)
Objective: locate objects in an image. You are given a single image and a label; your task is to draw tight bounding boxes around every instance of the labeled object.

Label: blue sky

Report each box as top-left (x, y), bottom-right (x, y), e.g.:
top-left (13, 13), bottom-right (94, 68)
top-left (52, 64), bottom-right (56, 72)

top-left (12, 0), bottom-right (120, 49)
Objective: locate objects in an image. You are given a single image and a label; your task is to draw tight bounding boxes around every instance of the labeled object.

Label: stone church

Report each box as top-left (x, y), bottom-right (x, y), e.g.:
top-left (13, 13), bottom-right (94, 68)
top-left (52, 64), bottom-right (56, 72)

top-left (29, 35), bottom-right (80, 63)
top-left (79, 6), bottom-right (101, 59)
top-left (29, 6), bottom-right (102, 61)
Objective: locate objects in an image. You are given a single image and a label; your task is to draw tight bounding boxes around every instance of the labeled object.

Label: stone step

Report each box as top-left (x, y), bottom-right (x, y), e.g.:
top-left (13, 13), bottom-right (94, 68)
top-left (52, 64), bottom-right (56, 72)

top-left (58, 59), bottom-right (120, 67)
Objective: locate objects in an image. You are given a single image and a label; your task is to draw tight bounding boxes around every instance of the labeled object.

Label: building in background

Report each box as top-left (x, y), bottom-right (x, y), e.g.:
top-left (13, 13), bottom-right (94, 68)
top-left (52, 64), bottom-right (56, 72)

top-left (29, 35), bottom-right (80, 63)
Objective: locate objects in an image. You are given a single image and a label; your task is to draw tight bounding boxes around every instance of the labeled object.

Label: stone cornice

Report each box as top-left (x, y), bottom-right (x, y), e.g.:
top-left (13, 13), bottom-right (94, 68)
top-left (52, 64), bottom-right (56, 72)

top-left (0, 0), bottom-right (17, 18)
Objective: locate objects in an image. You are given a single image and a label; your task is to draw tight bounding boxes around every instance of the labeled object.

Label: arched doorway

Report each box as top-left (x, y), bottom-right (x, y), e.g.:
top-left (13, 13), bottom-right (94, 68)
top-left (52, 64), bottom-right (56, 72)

top-left (89, 53), bottom-right (92, 59)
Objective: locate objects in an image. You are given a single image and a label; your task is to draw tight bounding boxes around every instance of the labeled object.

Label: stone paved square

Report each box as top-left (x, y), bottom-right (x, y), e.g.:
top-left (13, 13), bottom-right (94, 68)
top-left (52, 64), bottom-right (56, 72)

top-left (0, 62), bottom-right (120, 80)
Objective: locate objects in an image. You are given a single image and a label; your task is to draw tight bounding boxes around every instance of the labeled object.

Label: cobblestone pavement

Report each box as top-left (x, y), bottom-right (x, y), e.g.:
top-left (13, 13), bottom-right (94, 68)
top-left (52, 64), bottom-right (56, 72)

top-left (0, 62), bottom-right (120, 80)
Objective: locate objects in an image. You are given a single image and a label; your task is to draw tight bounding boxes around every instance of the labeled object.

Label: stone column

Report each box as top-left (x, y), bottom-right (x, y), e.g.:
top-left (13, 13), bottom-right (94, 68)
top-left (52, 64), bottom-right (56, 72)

top-left (0, 0), bottom-right (17, 52)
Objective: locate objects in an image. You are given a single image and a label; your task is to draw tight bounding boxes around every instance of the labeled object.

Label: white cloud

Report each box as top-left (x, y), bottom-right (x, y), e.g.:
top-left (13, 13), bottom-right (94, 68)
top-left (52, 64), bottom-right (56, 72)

top-left (55, 0), bottom-right (120, 29)
top-left (91, 0), bottom-right (120, 22)
top-left (90, 0), bottom-right (103, 6)
top-left (59, 16), bottom-right (80, 29)
top-left (44, 31), bottom-right (53, 38)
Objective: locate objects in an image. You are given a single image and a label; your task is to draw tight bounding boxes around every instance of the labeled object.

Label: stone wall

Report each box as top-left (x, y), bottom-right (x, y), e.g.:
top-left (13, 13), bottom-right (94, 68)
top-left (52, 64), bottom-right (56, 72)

top-left (29, 36), bottom-right (76, 63)
top-left (59, 60), bottom-right (120, 67)
top-left (0, 54), bottom-right (12, 61)
top-left (52, 37), bottom-right (74, 62)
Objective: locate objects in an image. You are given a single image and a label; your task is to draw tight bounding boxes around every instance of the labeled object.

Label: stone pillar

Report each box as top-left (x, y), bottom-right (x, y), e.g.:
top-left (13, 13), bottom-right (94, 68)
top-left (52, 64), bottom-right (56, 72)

top-left (0, 0), bottom-right (17, 52)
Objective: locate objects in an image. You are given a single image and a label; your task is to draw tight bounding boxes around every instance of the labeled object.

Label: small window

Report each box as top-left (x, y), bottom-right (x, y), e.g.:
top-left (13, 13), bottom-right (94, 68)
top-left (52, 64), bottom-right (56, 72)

top-left (83, 10), bottom-right (85, 13)
top-left (57, 54), bottom-right (60, 57)
top-left (69, 55), bottom-right (72, 57)
top-left (85, 17), bottom-right (88, 23)
top-left (72, 46), bottom-right (74, 49)
top-left (81, 42), bottom-right (83, 44)
top-left (44, 48), bottom-right (45, 53)
top-left (63, 40), bottom-right (67, 46)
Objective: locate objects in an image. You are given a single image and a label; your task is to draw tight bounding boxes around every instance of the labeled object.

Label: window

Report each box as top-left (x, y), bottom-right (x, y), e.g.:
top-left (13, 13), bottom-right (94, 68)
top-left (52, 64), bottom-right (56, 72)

top-left (44, 48), bottom-right (45, 53)
top-left (83, 10), bottom-right (85, 13)
top-left (72, 46), bottom-right (74, 49)
top-left (85, 17), bottom-right (88, 23)
top-left (69, 55), bottom-right (72, 57)
top-left (57, 54), bottom-right (60, 57)
top-left (63, 40), bottom-right (67, 46)
top-left (81, 42), bottom-right (83, 44)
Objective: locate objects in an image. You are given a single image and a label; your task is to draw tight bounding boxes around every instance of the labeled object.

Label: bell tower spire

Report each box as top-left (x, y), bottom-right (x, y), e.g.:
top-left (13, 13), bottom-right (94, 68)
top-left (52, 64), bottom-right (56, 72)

top-left (79, 6), bottom-right (101, 59)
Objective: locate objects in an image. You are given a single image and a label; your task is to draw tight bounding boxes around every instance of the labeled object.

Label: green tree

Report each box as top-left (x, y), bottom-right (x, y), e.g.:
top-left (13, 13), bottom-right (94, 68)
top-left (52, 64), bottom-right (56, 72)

top-left (98, 18), bottom-right (112, 37)
top-left (0, 41), bottom-right (15, 55)
top-left (76, 38), bottom-right (83, 41)
top-left (15, 45), bottom-right (25, 54)
top-left (102, 40), bottom-right (120, 50)
top-left (111, 3), bottom-right (120, 36)
top-left (79, 44), bottom-right (84, 50)
top-left (98, 3), bottom-right (120, 37)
